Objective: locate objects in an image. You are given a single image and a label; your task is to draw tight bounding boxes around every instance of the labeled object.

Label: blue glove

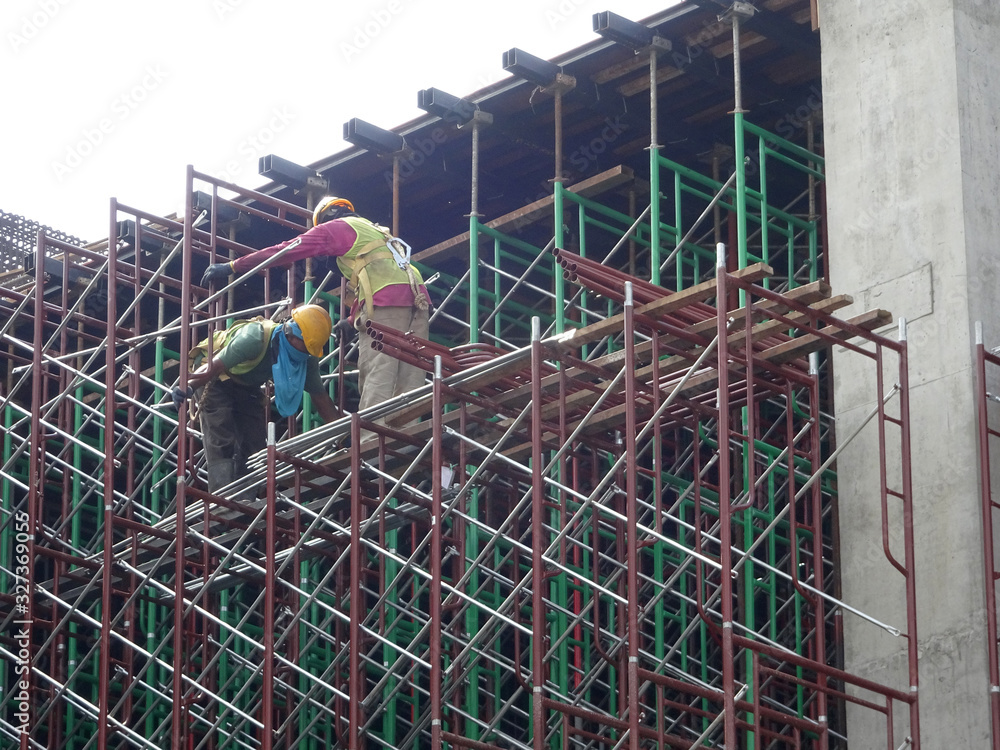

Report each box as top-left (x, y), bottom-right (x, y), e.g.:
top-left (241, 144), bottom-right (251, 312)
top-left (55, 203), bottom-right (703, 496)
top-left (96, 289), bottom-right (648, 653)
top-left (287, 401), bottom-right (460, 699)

top-left (172, 385), bottom-right (194, 410)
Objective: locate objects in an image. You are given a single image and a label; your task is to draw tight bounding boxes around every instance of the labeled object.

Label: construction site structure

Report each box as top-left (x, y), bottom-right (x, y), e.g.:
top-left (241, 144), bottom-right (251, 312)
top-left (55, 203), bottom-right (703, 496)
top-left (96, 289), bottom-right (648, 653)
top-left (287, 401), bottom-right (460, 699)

top-left (1, 1), bottom-right (998, 748)
top-left (821, 1), bottom-right (1000, 746)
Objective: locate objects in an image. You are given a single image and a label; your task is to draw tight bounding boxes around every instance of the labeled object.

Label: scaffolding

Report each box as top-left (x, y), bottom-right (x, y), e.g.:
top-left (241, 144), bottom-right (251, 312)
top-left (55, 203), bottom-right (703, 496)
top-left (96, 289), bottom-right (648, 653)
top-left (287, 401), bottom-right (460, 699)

top-left (0, 158), bottom-right (920, 749)
top-left (0, 211), bottom-right (85, 278)
top-left (0, 7), bottom-right (923, 749)
top-left (975, 324), bottom-right (1000, 749)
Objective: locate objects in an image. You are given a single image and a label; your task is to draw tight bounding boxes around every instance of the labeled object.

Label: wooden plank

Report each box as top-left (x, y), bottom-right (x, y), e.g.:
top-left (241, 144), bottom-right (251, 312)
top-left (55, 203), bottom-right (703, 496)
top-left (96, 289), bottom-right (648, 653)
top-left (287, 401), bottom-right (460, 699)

top-left (627, 308), bottom-right (894, 407)
top-left (573, 283), bottom-right (839, 373)
top-left (677, 280), bottom-right (831, 345)
top-left (523, 295), bottom-right (864, 429)
top-left (555, 262), bottom-right (774, 351)
top-left (729, 294), bottom-right (852, 344)
top-left (413, 165), bottom-right (634, 264)
top-left (683, 291), bottom-right (850, 347)
top-left (413, 288), bottom-right (848, 429)
top-left (385, 304), bottom-right (891, 463)
top-left (386, 340), bottom-right (568, 429)
top-left (759, 309), bottom-right (893, 364)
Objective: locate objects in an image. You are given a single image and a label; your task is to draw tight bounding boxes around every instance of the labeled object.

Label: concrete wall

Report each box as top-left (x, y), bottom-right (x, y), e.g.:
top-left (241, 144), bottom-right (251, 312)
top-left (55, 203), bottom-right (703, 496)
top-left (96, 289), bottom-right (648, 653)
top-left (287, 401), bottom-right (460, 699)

top-left (819, 0), bottom-right (1000, 746)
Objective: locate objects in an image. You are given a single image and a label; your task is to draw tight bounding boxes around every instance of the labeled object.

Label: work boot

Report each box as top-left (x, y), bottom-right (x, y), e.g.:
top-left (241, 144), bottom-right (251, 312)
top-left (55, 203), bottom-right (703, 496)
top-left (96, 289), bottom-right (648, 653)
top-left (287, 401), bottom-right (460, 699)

top-left (206, 460), bottom-right (236, 495)
top-left (235, 485), bottom-right (259, 504)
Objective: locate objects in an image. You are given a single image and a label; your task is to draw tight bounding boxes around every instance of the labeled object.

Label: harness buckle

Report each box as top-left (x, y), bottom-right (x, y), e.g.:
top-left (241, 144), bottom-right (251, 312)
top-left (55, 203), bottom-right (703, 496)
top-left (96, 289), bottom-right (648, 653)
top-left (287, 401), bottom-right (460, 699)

top-left (386, 237), bottom-right (412, 268)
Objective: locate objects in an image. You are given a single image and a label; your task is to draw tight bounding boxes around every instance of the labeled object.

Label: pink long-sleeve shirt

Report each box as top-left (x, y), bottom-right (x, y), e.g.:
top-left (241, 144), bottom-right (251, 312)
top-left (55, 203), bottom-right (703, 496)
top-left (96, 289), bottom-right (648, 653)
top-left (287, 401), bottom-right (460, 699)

top-left (232, 219), bottom-right (424, 312)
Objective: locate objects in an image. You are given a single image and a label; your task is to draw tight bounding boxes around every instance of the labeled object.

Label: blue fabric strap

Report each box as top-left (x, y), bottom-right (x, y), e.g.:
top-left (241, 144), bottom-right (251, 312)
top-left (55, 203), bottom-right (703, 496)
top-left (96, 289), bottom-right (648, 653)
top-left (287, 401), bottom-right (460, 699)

top-left (271, 323), bottom-right (310, 417)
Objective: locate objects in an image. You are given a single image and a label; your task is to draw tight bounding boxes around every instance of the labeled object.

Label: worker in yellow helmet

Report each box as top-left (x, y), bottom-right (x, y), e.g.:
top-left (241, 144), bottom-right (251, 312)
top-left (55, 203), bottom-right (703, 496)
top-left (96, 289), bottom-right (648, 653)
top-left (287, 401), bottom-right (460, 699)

top-left (201, 197), bottom-right (432, 440)
top-left (172, 304), bottom-right (339, 493)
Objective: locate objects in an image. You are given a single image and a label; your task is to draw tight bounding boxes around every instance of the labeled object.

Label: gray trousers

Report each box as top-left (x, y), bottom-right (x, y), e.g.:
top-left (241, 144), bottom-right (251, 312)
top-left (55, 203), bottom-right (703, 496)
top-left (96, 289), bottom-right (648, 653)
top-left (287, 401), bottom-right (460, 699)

top-left (356, 305), bottom-right (429, 439)
top-left (197, 378), bottom-right (267, 493)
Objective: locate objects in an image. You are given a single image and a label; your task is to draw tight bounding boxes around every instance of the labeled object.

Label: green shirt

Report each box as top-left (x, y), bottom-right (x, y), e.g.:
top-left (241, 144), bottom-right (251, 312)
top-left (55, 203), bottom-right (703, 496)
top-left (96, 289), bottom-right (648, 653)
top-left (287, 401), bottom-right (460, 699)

top-left (218, 322), bottom-right (324, 393)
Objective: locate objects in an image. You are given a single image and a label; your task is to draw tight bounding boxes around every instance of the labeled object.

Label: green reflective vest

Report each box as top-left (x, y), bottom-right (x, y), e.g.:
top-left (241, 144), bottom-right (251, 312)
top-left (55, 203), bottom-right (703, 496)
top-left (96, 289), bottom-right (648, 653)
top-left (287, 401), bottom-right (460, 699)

top-left (336, 216), bottom-right (426, 319)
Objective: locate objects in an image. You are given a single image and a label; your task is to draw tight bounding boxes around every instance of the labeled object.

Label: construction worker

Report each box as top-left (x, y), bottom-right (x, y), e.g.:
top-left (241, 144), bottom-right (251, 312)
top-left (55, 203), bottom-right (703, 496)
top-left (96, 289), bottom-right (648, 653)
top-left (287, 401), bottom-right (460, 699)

top-left (202, 197), bottom-right (431, 439)
top-left (172, 304), bottom-right (339, 493)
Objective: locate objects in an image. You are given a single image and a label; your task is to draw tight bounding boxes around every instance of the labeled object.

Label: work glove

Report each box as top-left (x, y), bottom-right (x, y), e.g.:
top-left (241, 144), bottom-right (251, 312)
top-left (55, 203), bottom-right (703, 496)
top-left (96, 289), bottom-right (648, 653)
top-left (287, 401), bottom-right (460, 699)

top-left (171, 385), bottom-right (194, 411)
top-left (200, 262), bottom-right (232, 287)
top-left (334, 318), bottom-right (355, 346)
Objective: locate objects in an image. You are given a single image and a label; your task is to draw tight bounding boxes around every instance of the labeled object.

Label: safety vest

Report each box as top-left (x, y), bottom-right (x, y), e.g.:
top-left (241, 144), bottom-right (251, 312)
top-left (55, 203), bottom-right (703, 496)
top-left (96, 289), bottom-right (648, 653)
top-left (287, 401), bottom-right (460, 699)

top-left (337, 216), bottom-right (427, 322)
top-left (187, 318), bottom-right (278, 377)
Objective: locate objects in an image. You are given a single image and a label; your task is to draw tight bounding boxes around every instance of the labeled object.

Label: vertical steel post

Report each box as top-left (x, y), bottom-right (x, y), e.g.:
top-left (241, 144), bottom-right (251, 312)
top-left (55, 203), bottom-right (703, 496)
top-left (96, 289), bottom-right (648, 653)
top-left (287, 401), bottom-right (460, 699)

top-left (554, 90), bottom-right (564, 186)
top-left (555, 182), bottom-right (565, 335)
top-left (55, 242), bottom-right (73, 750)
top-left (349, 412), bottom-right (363, 749)
top-left (470, 118), bottom-right (482, 220)
top-left (172, 169), bottom-right (197, 750)
top-left (715, 242), bottom-right (738, 745)
top-left (302, 192), bottom-right (318, 432)
top-left (623, 283), bottom-right (640, 750)
top-left (97, 203), bottom-right (119, 750)
top-left (897, 320), bottom-right (921, 748)
top-left (470, 217), bottom-right (480, 344)
top-left (741, 288), bottom-right (757, 750)
top-left (304, 191), bottom-right (317, 299)
top-left (976, 324), bottom-right (1000, 747)
top-left (0, 404), bottom-right (12, 730)
top-left (730, 7), bottom-right (750, 307)
top-left (494, 236), bottom-right (502, 343)
top-left (758, 134), bottom-right (770, 288)
top-left (126, 229), bottom-right (143, 730)
top-left (809, 353), bottom-right (829, 749)
top-left (648, 48), bottom-right (661, 286)
top-left (430, 355), bottom-right (444, 749)
top-left (262, 422), bottom-right (277, 750)
top-left (20, 230), bottom-right (46, 750)
top-left (530, 317), bottom-right (546, 750)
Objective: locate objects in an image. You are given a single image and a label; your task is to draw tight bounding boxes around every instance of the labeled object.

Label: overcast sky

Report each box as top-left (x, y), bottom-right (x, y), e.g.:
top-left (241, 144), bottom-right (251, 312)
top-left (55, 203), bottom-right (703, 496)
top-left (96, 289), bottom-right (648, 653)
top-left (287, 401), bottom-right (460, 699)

top-left (3, 0), bottom-right (679, 244)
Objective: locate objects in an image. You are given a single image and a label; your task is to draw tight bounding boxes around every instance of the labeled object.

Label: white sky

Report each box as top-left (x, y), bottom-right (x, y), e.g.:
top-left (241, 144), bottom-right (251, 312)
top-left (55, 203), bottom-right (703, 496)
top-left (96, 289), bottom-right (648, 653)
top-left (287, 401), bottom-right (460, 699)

top-left (3, 0), bottom-right (679, 244)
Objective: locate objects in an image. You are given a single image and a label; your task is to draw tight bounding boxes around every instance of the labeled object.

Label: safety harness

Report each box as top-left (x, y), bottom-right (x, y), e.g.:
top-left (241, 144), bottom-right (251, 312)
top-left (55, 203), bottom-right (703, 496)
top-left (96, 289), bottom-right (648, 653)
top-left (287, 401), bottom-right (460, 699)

top-left (187, 318), bottom-right (278, 377)
top-left (185, 318), bottom-right (278, 422)
top-left (345, 220), bottom-right (429, 325)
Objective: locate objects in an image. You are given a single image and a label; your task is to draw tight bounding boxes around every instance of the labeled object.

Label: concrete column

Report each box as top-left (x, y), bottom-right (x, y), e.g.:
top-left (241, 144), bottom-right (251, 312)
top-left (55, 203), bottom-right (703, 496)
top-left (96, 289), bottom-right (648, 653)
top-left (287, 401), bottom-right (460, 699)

top-left (819, 0), bottom-right (1000, 746)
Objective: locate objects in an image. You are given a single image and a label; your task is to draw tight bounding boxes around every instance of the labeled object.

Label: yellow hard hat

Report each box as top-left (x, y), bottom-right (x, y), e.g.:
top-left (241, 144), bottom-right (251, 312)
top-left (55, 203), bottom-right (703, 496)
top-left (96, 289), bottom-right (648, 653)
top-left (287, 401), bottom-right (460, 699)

top-left (312, 196), bottom-right (355, 226)
top-left (290, 304), bottom-right (333, 357)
